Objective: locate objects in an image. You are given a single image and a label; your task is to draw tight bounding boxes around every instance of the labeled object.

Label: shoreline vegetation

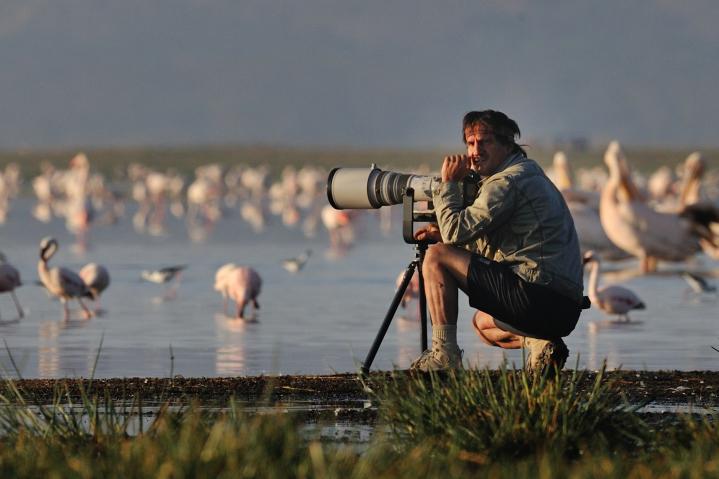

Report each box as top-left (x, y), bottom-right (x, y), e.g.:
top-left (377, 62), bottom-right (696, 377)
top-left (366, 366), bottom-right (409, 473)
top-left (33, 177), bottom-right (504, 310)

top-left (1, 144), bottom-right (717, 179)
top-left (2, 366), bottom-right (719, 477)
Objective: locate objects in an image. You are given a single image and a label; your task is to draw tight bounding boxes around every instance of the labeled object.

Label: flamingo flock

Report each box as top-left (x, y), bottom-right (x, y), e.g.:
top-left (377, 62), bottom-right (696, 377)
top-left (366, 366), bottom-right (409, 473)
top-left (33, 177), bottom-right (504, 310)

top-left (0, 145), bottom-right (716, 333)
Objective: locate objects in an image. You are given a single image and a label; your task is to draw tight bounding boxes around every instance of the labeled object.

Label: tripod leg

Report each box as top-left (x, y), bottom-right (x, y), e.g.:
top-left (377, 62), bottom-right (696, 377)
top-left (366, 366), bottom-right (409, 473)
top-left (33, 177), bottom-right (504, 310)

top-left (418, 260), bottom-right (428, 352)
top-left (417, 242), bottom-right (429, 352)
top-left (361, 261), bottom-right (417, 374)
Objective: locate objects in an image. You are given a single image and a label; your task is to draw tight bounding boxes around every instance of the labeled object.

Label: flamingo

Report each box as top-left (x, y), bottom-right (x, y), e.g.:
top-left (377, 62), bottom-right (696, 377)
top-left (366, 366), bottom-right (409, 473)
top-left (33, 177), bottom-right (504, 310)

top-left (583, 250), bottom-right (645, 322)
top-left (0, 252), bottom-right (23, 319)
top-left (214, 262), bottom-right (237, 314)
top-left (224, 266), bottom-right (262, 320)
top-left (79, 262), bottom-right (111, 314)
top-left (37, 237), bottom-right (93, 320)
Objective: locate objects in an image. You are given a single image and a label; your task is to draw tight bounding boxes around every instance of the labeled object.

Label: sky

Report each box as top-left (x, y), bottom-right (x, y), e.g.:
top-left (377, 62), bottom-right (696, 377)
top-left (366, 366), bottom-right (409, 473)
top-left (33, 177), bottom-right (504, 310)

top-left (0, 1), bottom-right (717, 150)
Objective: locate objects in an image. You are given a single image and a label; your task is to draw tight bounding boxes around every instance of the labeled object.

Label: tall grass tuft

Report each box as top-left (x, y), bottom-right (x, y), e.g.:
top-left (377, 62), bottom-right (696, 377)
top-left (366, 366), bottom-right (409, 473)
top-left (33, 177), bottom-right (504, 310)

top-left (3, 368), bottom-right (719, 477)
top-left (370, 362), bottom-right (650, 458)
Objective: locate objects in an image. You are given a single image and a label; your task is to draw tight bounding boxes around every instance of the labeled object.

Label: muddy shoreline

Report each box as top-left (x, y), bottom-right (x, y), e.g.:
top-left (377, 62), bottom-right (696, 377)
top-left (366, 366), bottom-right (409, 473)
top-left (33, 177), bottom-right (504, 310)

top-left (4, 370), bottom-right (719, 408)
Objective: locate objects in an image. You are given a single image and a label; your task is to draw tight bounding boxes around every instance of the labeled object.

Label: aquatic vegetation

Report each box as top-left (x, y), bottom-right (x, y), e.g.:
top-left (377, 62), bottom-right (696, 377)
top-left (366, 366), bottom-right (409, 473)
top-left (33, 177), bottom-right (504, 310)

top-left (1, 367), bottom-right (719, 477)
top-left (369, 363), bottom-right (651, 458)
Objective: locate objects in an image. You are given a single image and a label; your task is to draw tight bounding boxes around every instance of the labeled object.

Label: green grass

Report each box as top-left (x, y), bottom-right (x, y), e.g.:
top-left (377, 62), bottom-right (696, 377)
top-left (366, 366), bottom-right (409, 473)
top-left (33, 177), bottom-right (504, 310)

top-left (368, 363), bottom-right (650, 459)
top-left (1, 366), bottom-right (719, 477)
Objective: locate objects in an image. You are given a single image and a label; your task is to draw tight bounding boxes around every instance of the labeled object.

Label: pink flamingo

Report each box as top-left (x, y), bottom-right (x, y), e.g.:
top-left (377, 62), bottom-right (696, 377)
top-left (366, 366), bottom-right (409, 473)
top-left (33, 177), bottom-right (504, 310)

top-left (214, 262), bottom-right (238, 314)
top-left (224, 266), bottom-right (262, 320)
top-left (79, 262), bottom-right (111, 314)
top-left (37, 237), bottom-right (93, 320)
top-left (584, 250), bottom-right (646, 322)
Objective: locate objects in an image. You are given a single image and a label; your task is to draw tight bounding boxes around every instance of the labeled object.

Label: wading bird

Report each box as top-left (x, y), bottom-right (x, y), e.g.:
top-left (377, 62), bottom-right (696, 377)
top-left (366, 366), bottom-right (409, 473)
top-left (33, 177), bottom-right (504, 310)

top-left (599, 141), bottom-right (704, 272)
top-left (141, 265), bottom-right (187, 300)
top-left (282, 249), bottom-right (312, 273)
top-left (214, 262), bottom-right (237, 314)
top-left (583, 250), bottom-right (646, 322)
top-left (79, 262), bottom-right (111, 314)
top-left (681, 272), bottom-right (717, 295)
top-left (37, 237), bottom-right (93, 320)
top-left (0, 252), bottom-right (23, 319)
top-left (224, 266), bottom-right (262, 320)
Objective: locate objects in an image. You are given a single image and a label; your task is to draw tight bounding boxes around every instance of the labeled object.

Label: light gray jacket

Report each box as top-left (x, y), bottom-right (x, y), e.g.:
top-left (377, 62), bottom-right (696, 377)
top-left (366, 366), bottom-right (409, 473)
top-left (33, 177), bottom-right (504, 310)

top-left (433, 152), bottom-right (584, 303)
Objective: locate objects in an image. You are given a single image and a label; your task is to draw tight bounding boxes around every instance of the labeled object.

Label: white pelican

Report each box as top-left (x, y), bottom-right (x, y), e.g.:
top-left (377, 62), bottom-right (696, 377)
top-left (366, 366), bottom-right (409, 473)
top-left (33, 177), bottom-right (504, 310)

top-left (675, 153), bottom-right (719, 259)
top-left (38, 237), bottom-right (93, 320)
top-left (0, 252), bottom-right (23, 319)
top-left (224, 266), bottom-right (262, 320)
top-left (599, 141), bottom-right (702, 272)
top-left (282, 249), bottom-right (312, 273)
top-left (551, 151), bottom-right (628, 260)
top-left (79, 263), bottom-right (111, 313)
top-left (584, 250), bottom-right (645, 321)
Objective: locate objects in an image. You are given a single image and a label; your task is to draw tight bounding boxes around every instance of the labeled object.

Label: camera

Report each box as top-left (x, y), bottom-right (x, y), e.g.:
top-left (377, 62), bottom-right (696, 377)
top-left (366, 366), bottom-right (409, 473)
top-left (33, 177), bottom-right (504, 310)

top-left (326, 165), bottom-right (480, 210)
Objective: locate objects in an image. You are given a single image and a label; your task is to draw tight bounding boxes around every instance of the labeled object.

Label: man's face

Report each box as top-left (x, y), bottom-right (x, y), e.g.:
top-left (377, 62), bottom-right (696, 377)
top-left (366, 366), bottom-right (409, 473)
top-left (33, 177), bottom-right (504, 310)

top-left (464, 126), bottom-right (511, 178)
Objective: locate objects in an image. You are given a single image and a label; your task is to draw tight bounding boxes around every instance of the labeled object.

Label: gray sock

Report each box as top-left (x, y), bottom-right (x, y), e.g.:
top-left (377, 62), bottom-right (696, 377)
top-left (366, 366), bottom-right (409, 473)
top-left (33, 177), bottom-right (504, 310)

top-left (432, 324), bottom-right (457, 346)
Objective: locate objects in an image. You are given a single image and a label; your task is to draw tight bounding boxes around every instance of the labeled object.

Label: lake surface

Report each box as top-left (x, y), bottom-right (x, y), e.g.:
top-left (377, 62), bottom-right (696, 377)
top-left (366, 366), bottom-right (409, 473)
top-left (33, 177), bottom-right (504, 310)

top-left (1, 197), bottom-right (718, 378)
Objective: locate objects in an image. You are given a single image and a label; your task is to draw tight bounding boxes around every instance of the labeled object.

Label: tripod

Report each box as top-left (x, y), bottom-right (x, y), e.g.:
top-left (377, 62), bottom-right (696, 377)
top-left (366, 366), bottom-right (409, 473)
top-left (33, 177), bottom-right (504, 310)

top-left (361, 189), bottom-right (433, 374)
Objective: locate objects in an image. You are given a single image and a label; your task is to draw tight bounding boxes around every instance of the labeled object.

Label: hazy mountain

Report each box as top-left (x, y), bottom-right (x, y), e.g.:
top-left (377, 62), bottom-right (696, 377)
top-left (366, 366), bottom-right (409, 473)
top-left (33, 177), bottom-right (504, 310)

top-left (0, 1), bottom-right (717, 149)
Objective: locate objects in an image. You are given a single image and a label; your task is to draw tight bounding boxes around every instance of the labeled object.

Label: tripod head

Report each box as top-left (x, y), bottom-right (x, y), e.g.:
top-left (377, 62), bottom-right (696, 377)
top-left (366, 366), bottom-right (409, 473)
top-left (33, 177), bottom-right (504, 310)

top-left (402, 187), bottom-right (438, 245)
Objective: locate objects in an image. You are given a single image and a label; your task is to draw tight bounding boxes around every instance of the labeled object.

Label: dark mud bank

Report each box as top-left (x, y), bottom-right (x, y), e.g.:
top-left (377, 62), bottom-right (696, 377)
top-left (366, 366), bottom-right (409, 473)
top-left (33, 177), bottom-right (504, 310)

top-left (5, 370), bottom-right (719, 408)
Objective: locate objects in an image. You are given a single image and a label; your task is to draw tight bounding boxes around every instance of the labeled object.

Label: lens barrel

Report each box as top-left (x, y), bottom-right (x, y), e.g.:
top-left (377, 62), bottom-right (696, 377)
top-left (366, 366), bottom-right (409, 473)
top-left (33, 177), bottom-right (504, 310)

top-left (327, 166), bottom-right (434, 209)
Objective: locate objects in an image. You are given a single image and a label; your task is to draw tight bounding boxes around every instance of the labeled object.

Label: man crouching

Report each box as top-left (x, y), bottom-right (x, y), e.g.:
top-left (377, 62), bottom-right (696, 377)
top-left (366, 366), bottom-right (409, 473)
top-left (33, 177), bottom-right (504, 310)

top-left (411, 110), bottom-right (589, 373)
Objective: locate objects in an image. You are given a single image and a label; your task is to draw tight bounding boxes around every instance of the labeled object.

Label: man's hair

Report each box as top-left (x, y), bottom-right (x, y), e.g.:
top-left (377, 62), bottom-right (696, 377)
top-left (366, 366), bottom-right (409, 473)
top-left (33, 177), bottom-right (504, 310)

top-left (462, 110), bottom-right (527, 156)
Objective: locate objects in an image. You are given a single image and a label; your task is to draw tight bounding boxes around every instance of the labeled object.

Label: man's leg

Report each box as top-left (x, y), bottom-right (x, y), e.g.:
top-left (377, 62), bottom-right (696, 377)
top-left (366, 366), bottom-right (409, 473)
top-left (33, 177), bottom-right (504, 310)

top-left (471, 310), bottom-right (523, 349)
top-left (410, 243), bottom-right (470, 371)
top-left (422, 243), bottom-right (472, 326)
top-left (472, 310), bottom-right (568, 372)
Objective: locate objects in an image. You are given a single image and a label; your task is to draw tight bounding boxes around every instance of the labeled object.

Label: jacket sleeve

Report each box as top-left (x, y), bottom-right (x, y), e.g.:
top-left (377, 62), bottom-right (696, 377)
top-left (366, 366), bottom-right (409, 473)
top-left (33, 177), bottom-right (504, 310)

top-left (433, 178), bottom-right (515, 246)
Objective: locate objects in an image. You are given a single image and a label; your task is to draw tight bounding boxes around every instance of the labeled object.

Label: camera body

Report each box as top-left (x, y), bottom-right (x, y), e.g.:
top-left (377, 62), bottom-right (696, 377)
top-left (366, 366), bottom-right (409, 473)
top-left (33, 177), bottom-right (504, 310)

top-left (326, 165), bottom-right (480, 211)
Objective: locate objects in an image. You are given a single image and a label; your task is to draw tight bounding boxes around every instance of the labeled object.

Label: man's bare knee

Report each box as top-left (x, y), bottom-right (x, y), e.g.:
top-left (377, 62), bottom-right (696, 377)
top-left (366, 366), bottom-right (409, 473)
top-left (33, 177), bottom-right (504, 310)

top-left (422, 244), bottom-right (471, 289)
top-left (422, 244), bottom-right (447, 279)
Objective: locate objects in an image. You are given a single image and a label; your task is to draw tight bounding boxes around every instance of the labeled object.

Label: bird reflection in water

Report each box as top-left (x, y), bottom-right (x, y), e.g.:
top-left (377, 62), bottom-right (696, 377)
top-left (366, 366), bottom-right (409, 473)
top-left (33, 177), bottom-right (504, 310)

top-left (38, 319), bottom-right (93, 378)
top-left (214, 313), bottom-right (252, 375)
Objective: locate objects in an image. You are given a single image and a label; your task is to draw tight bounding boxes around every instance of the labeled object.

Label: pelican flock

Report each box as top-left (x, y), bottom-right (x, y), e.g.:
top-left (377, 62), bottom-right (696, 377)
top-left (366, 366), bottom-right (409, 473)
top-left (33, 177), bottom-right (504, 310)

top-left (599, 142), bottom-right (708, 272)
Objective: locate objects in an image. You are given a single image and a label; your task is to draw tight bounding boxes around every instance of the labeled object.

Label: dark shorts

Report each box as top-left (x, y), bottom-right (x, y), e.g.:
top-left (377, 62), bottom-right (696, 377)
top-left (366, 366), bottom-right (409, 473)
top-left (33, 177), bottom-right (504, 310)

top-left (466, 254), bottom-right (581, 340)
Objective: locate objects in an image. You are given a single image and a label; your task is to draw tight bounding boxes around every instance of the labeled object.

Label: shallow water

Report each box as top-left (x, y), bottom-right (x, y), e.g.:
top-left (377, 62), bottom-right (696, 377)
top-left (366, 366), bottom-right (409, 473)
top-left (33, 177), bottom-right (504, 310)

top-left (0, 198), bottom-right (718, 378)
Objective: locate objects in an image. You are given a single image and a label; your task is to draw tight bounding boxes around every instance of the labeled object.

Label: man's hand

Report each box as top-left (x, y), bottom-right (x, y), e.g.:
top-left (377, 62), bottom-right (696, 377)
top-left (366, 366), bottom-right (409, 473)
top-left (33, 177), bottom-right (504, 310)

top-left (414, 223), bottom-right (442, 243)
top-left (441, 155), bottom-right (471, 183)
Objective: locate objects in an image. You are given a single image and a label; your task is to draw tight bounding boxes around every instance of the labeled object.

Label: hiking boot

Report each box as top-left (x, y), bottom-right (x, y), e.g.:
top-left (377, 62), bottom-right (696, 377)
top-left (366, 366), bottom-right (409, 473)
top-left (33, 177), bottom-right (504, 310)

top-left (524, 337), bottom-right (569, 374)
top-left (409, 340), bottom-right (463, 372)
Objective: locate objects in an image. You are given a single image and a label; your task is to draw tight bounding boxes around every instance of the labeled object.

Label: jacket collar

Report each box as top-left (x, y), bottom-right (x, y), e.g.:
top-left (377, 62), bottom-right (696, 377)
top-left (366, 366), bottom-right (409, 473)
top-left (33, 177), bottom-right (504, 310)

top-left (481, 151), bottom-right (526, 181)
